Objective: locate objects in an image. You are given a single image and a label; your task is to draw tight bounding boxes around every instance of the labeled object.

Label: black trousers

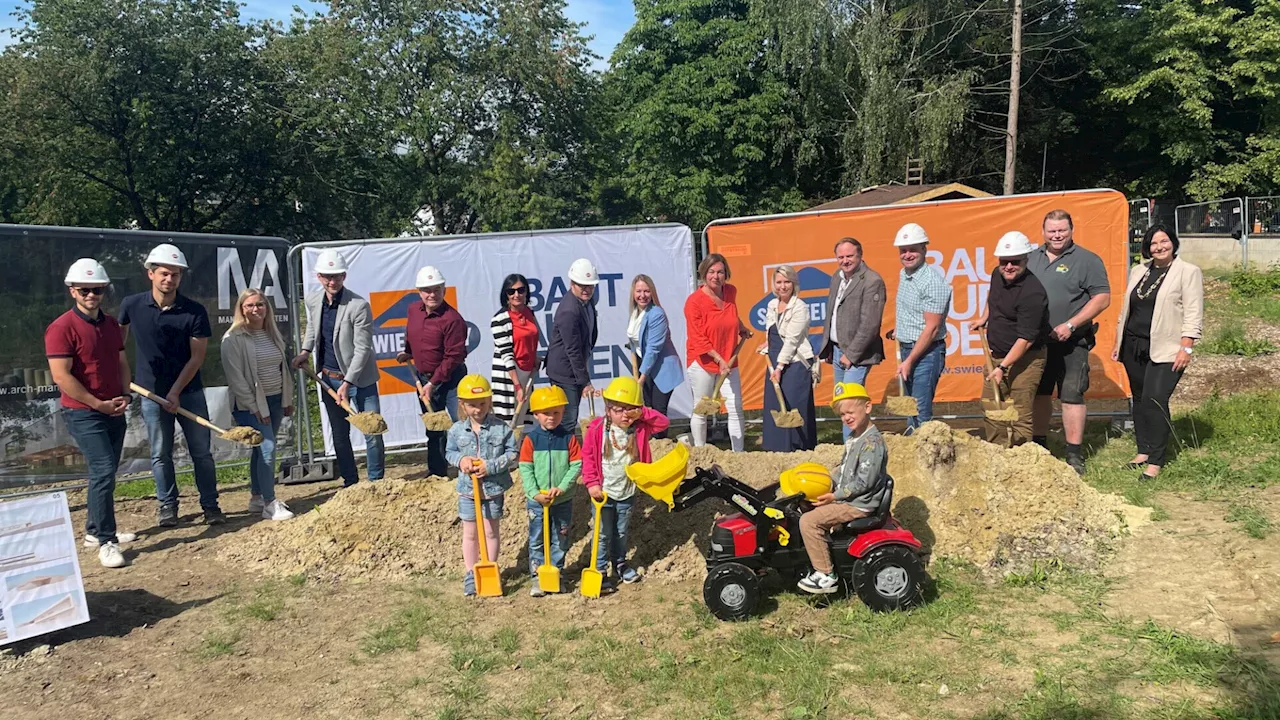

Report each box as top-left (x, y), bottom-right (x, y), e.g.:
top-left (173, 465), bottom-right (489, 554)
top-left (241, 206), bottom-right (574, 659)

top-left (1121, 337), bottom-right (1185, 466)
top-left (641, 374), bottom-right (672, 440)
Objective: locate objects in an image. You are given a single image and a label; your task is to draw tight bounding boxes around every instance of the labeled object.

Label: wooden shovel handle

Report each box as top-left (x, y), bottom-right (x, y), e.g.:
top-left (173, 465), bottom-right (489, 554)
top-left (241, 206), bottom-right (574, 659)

top-left (711, 333), bottom-right (751, 396)
top-left (303, 368), bottom-right (356, 414)
top-left (977, 332), bottom-right (1006, 405)
top-left (764, 356), bottom-right (791, 413)
top-left (509, 374), bottom-right (536, 430)
top-left (403, 360), bottom-right (434, 412)
top-left (129, 383), bottom-right (227, 434)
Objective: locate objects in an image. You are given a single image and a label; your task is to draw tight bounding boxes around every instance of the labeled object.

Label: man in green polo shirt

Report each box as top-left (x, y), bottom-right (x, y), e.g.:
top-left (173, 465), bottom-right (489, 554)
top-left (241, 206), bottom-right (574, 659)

top-left (1026, 209), bottom-right (1112, 475)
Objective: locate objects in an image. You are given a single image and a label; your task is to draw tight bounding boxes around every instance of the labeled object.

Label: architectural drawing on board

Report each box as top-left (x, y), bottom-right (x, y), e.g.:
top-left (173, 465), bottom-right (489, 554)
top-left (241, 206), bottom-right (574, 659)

top-left (10, 592), bottom-right (79, 629)
top-left (0, 517), bottom-right (65, 539)
top-left (5, 562), bottom-right (77, 592)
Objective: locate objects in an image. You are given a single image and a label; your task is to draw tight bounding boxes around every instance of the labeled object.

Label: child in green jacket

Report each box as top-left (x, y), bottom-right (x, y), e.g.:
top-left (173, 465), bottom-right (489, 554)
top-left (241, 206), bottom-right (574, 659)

top-left (518, 386), bottom-right (582, 597)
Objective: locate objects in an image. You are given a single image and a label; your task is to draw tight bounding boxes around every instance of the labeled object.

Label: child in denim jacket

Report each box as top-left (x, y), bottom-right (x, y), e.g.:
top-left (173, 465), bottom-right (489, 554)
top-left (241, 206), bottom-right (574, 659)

top-left (445, 375), bottom-right (518, 597)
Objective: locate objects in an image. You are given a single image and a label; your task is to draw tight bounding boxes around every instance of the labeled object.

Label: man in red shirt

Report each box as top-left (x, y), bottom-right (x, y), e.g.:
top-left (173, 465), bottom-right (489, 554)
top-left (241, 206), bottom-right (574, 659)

top-left (44, 259), bottom-right (134, 568)
top-left (396, 265), bottom-right (468, 477)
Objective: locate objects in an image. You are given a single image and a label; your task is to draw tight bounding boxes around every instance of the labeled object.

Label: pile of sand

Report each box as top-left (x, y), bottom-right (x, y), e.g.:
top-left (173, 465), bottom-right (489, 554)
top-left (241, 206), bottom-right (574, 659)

top-left (220, 422), bottom-right (1149, 583)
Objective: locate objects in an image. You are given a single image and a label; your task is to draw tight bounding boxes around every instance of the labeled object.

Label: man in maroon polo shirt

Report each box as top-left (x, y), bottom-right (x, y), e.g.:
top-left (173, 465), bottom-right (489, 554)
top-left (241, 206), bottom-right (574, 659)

top-left (44, 258), bottom-right (135, 568)
top-left (395, 265), bottom-right (468, 477)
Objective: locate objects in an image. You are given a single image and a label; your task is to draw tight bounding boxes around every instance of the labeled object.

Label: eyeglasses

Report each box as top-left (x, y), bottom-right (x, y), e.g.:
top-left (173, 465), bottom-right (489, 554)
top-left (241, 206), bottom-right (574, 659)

top-left (74, 287), bottom-right (106, 297)
top-left (506, 286), bottom-right (527, 296)
top-left (244, 302), bottom-right (267, 309)
top-left (418, 286), bottom-right (443, 294)
top-left (606, 404), bottom-right (642, 418)
top-left (319, 274), bottom-right (344, 281)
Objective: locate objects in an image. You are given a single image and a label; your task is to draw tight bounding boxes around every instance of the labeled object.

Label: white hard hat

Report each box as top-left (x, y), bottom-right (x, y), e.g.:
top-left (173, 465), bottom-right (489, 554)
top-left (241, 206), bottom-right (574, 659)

top-left (568, 258), bottom-right (599, 285)
top-left (145, 243), bottom-right (189, 269)
top-left (994, 231), bottom-right (1035, 258)
top-left (65, 258), bottom-right (110, 286)
top-left (314, 249), bottom-right (349, 274)
top-left (892, 223), bottom-right (930, 247)
top-left (415, 265), bottom-right (446, 288)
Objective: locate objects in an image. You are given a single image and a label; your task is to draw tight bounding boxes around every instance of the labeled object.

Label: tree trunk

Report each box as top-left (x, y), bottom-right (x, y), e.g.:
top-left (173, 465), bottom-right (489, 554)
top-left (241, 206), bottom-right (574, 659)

top-left (1004, 0), bottom-right (1024, 195)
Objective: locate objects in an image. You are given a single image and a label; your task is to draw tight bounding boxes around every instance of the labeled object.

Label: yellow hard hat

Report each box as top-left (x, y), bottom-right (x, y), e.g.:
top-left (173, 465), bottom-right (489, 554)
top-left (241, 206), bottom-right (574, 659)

top-left (602, 376), bottom-right (643, 407)
top-left (457, 374), bottom-right (492, 400)
top-left (778, 462), bottom-right (833, 501)
top-left (830, 381), bottom-right (870, 409)
top-left (529, 386), bottom-right (568, 412)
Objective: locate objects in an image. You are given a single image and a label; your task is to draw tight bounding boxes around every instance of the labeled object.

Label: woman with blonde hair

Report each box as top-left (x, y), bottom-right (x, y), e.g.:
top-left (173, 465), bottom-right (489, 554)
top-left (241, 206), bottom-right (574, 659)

top-left (758, 265), bottom-right (818, 450)
top-left (627, 274), bottom-right (683, 438)
top-left (222, 288), bottom-right (294, 520)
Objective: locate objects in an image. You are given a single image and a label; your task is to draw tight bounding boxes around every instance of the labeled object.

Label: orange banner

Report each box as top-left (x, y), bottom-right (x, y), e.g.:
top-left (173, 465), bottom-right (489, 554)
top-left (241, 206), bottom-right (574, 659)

top-left (705, 189), bottom-right (1132, 410)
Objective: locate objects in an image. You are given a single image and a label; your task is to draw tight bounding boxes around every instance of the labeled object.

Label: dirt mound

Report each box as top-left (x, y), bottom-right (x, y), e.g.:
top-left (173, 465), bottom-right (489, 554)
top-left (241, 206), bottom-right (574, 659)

top-left (221, 422), bottom-right (1148, 583)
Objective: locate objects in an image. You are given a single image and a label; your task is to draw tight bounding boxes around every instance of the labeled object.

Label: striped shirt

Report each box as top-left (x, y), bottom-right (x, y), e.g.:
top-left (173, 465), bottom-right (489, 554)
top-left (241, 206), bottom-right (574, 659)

top-left (895, 264), bottom-right (951, 344)
top-left (249, 329), bottom-right (284, 396)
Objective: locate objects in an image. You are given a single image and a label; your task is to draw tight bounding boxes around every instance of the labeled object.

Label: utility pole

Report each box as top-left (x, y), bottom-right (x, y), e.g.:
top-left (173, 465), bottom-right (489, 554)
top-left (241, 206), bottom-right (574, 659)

top-left (1003, 0), bottom-right (1023, 195)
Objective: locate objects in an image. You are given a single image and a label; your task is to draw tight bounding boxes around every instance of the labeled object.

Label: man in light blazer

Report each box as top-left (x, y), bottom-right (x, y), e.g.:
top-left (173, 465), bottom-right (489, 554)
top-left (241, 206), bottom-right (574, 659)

top-left (818, 237), bottom-right (886, 438)
top-left (291, 249), bottom-right (385, 486)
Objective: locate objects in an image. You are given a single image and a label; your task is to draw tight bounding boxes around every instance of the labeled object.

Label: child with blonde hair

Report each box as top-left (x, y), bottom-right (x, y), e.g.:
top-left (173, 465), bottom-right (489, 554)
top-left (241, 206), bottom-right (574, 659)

top-left (518, 386), bottom-right (582, 597)
top-left (446, 375), bottom-right (518, 597)
top-left (581, 377), bottom-right (669, 590)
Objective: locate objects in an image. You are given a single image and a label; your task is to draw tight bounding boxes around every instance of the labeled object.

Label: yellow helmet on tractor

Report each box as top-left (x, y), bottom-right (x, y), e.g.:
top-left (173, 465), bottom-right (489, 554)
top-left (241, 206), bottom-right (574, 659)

top-left (529, 386), bottom-right (568, 412)
top-left (457, 374), bottom-right (492, 400)
top-left (778, 462), bottom-right (834, 501)
top-left (602, 376), bottom-right (643, 407)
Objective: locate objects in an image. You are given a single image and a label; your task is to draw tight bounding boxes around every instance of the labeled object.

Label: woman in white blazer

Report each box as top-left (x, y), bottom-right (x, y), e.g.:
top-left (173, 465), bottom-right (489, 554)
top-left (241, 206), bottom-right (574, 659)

top-left (759, 265), bottom-right (818, 450)
top-left (1111, 224), bottom-right (1203, 480)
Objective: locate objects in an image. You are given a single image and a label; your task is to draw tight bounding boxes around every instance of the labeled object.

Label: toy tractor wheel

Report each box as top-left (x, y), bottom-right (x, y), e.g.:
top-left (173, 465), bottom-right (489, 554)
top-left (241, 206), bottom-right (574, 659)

top-left (703, 562), bottom-right (760, 621)
top-left (851, 545), bottom-right (926, 612)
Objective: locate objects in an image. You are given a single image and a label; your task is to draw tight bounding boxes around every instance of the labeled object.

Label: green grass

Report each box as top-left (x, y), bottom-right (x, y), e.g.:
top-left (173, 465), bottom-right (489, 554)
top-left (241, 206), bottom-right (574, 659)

top-left (1225, 501), bottom-right (1273, 539)
top-left (198, 628), bottom-right (240, 658)
top-left (1199, 320), bottom-right (1277, 357)
top-left (116, 462), bottom-right (251, 499)
top-left (1085, 390), bottom-right (1280, 506)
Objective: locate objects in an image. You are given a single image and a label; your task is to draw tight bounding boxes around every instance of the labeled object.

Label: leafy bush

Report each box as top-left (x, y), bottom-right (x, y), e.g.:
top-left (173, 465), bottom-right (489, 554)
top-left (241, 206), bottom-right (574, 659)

top-left (1227, 265), bottom-right (1280, 298)
top-left (1199, 321), bottom-right (1277, 357)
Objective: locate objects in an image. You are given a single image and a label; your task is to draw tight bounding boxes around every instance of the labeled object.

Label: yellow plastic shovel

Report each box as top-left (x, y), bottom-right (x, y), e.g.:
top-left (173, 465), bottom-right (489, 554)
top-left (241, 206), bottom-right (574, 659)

top-left (536, 502), bottom-right (560, 593)
top-left (470, 473), bottom-right (503, 598)
top-left (580, 492), bottom-right (608, 598)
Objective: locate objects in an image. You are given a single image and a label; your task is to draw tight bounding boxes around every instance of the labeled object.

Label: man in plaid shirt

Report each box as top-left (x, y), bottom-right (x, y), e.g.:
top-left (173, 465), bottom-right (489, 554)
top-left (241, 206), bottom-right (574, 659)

top-left (888, 223), bottom-right (952, 432)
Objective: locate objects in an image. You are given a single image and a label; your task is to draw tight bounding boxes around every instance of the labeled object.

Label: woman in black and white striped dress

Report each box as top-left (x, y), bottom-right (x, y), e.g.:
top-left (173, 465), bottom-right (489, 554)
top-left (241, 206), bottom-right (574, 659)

top-left (490, 274), bottom-right (541, 428)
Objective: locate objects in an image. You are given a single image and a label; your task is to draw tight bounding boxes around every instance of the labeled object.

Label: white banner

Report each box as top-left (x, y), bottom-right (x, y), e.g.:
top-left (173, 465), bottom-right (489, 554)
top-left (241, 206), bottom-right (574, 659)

top-left (301, 225), bottom-right (696, 453)
top-left (0, 492), bottom-right (90, 645)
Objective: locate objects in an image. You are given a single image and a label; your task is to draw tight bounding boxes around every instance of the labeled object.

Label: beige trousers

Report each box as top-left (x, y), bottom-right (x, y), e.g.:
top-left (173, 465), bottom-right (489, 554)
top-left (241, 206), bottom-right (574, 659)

top-left (799, 503), bottom-right (867, 574)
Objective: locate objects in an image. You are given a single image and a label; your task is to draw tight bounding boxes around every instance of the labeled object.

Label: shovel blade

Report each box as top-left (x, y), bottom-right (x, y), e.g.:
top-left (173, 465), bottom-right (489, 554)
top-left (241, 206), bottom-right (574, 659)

top-left (772, 410), bottom-right (804, 429)
top-left (537, 564), bottom-right (561, 594)
top-left (579, 568), bottom-right (603, 598)
top-left (473, 561), bottom-right (502, 597)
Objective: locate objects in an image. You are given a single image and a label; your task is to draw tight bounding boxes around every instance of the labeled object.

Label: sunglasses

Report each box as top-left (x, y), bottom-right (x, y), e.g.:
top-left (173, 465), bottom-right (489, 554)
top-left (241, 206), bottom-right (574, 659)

top-left (999, 257), bottom-right (1026, 266)
top-left (74, 287), bottom-right (106, 297)
top-left (506, 286), bottom-right (527, 296)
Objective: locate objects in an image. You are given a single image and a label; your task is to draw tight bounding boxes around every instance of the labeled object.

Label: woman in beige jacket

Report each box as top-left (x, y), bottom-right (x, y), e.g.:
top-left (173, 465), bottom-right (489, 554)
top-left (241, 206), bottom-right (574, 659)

top-left (1111, 225), bottom-right (1203, 480)
top-left (759, 265), bottom-right (818, 450)
top-left (222, 289), bottom-right (295, 520)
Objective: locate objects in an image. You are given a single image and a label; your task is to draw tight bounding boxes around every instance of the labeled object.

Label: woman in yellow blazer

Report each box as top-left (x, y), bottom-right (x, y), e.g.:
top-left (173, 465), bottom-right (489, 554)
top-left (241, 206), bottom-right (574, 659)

top-left (1111, 225), bottom-right (1203, 480)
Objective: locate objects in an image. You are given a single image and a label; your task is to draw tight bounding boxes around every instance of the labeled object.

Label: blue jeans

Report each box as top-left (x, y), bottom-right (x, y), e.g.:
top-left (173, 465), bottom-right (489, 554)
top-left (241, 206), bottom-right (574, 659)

top-left (526, 499), bottom-right (573, 573)
top-left (593, 496), bottom-right (636, 572)
top-left (232, 393), bottom-right (283, 503)
top-left (141, 391), bottom-right (219, 512)
top-left (900, 340), bottom-right (947, 432)
top-left (63, 408), bottom-right (126, 543)
top-left (831, 348), bottom-right (872, 440)
top-left (557, 383), bottom-right (586, 434)
top-left (321, 377), bottom-right (385, 486)
top-left (417, 369), bottom-right (462, 476)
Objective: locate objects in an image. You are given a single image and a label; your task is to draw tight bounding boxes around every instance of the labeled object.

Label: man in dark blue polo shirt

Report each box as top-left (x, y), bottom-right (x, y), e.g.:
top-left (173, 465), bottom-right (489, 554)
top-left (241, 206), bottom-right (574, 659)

top-left (119, 243), bottom-right (223, 527)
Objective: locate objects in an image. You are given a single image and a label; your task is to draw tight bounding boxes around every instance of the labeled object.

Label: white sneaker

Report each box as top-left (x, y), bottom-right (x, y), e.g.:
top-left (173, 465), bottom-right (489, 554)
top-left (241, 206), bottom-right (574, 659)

top-left (262, 500), bottom-right (294, 521)
top-left (248, 496), bottom-right (265, 514)
top-left (797, 570), bottom-right (840, 595)
top-left (98, 542), bottom-right (126, 568)
top-left (84, 531), bottom-right (137, 547)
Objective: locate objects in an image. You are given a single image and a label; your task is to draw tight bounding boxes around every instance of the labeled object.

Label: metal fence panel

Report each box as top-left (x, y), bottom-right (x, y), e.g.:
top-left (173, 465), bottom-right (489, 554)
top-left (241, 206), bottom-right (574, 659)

top-left (1173, 199), bottom-right (1246, 271)
top-left (1245, 196), bottom-right (1280, 270)
top-left (0, 224), bottom-right (294, 490)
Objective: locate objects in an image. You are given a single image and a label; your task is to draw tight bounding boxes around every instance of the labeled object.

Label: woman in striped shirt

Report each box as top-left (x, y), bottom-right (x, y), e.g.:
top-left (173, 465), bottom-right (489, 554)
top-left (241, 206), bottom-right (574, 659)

top-left (490, 274), bottom-right (541, 429)
top-left (222, 289), bottom-right (295, 521)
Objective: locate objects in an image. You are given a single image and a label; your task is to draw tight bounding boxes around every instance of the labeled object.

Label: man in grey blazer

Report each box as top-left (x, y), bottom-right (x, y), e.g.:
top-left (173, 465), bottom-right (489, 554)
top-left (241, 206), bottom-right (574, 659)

top-left (818, 237), bottom-right (886, 439)
top-left (291, 249), bottom-right (385, 486)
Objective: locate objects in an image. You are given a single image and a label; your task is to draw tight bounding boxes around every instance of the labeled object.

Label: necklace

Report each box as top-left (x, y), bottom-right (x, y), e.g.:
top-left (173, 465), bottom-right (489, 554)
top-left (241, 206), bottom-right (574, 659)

top-left (609, 425), bottom-right (631, 451)
top-left (1135, 265), bottom-right (1167, 300)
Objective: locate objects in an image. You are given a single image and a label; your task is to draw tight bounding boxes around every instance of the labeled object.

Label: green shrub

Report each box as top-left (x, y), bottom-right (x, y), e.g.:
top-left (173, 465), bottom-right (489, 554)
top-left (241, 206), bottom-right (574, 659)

top-left (1228, 265), bottom-right (1280, 298)
top-left (1199, 321), bottom-right (1277, 357)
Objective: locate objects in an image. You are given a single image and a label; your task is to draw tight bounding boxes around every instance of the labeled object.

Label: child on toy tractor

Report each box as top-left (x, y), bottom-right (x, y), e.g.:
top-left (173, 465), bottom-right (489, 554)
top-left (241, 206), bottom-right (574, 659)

top-left (797, 382), bottom-right (890, 595)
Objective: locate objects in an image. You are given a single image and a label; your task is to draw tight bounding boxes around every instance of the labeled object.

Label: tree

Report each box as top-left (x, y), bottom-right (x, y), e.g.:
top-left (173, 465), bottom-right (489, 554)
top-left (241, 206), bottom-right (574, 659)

top-left (3, 0), bottom-right (299, 233)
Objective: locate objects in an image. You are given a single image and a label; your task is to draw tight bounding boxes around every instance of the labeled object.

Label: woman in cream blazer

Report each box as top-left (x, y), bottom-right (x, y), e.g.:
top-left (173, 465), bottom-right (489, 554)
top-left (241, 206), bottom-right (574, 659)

top-left (759, 265), bottom-right (818, 450)
top-left (1111, 224), bottom-right (1203, 480)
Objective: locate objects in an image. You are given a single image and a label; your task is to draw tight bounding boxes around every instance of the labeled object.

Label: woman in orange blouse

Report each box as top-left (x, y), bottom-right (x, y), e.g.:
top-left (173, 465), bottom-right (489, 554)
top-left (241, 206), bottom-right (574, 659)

top-left (684, 253), bottom-right (753, 452)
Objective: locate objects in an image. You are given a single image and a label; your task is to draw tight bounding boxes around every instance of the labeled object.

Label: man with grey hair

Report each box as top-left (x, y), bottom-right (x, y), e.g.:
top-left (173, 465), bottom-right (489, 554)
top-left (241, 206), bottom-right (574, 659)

top-left (818, 237), bottom-right (886, 439)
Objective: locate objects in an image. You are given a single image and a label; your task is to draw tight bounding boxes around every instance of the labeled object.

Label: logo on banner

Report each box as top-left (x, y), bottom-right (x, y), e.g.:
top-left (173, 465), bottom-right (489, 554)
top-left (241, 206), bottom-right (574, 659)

top-left (217, 247), bottom-right (286, 314)
top-left (368, 288), bottom-right (480, 394)
top-left (749, 260), bottom-right (837, 356)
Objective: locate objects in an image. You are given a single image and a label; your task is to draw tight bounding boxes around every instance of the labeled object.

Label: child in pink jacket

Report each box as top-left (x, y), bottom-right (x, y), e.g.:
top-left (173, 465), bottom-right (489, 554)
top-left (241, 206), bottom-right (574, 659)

top-left (582, 377), bottom-right (670, 590)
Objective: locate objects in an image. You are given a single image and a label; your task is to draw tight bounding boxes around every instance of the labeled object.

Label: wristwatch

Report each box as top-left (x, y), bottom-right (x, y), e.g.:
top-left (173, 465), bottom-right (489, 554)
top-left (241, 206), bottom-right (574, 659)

top-left (1066, 322), bottom-right (1076, 333)
top-left (998, 364), bottom-right (1010, 373)
top-left (1182, 347), bottom-right (1194, 355)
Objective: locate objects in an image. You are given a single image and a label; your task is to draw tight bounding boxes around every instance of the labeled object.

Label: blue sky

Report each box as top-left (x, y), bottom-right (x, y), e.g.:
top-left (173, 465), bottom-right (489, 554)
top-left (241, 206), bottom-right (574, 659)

top-left (2, 1), bottom-right (635, 65)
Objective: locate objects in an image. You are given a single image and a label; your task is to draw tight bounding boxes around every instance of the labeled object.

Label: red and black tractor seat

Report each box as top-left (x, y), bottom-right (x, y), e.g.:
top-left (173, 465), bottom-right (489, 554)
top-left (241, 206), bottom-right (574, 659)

top-left (839, 476), bottom-right (894, 534)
